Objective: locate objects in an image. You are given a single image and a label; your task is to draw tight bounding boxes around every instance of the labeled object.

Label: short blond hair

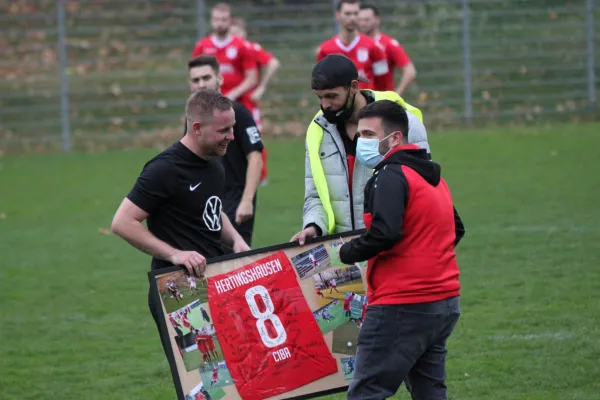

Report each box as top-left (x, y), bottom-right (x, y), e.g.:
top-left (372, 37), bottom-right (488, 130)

top-left (212, 2), bottom-right (231, 14)
top-left (185, 89), bottom-right (232, 126)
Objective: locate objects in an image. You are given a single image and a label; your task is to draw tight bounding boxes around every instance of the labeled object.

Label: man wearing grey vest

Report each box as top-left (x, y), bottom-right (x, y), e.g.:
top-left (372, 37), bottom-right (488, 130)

top-left (290, 54), bottom-right (430, 244)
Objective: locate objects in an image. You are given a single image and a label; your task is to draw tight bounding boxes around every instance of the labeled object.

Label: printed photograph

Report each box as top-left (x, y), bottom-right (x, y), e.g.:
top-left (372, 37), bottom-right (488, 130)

top-left (168, 298), bottom-right (213, 337)
top-left (200, 361), bottom-right (234, 391)
top-left (328, 239), bottom-right (368, 269)
top-left (328, 240), bottom-right (345, 267)
top-left (313, 300), bottom-right (347, 335)
top-left (311, 266), bottom-right (367, 355)
top-left (312, 266), bottom-right (365, 308)
top-left (340, 356), bottom-right (356, 381)
top-left (290, 244), bottom-right (330, 279)
top-left (177, 322), bottom-right (226, 372)
top-left (185, 382), bottom-right (213, 400)
top-left (331, 293), bottom-right (368, 355)
top-left (157, 269), bottom-right (207, 314)
top-left (168, 300), bottom-right (223, 372)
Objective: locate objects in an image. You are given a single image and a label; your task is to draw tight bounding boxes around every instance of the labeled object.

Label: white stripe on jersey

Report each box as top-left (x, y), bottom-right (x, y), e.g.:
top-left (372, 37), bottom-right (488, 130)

top-left (372, 60), bottom-right (389, 76)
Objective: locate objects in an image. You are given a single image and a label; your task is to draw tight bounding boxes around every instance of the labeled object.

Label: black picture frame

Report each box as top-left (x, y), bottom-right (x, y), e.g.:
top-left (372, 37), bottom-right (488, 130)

top-left (148, 229), bottom-right (366, 400)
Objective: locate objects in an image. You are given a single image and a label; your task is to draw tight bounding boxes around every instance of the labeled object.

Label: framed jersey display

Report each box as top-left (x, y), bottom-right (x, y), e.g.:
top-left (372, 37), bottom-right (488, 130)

top-left (149, 229), bottom-right (367, 400)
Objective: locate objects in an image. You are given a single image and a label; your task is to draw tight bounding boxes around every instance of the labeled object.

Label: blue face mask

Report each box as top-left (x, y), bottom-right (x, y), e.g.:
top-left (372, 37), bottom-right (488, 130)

top-left (356, 133), bottom-right (394, 168)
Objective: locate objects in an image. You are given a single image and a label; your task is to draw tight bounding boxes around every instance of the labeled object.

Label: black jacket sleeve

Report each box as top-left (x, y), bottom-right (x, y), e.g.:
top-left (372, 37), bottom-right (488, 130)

top-left (234, 103), bottom-right (264, 156)
top-left (339, 166), bottom-right (408, 264)
top-left (454, 206), bottom-right (465, 246)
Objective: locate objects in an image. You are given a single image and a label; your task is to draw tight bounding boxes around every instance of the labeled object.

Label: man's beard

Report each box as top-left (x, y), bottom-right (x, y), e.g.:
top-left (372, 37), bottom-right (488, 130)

top-left (321, 89), bottom-right (355, 125)
top-left (342, 23), bottom-right (357, 33)
top-left (214, 27), bottom-right (228, 36)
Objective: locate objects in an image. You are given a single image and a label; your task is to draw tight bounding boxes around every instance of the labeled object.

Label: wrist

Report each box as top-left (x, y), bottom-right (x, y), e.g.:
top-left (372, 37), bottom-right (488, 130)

top-left (165, 248), bottom-right (178, 264)
top-left (305, 223), bottom-right (322, 237)
top-left (339, 243), bottom-right (348, 263)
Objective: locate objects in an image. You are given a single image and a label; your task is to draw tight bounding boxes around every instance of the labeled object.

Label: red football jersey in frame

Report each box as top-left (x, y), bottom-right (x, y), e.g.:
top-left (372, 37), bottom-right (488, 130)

top-left (208, 251), bottom-right (337, 400)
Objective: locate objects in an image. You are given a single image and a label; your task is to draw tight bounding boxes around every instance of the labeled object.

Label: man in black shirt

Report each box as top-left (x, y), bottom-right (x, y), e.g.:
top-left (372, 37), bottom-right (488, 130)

top-left (111, 88), bottom-right (251, 341)
top-left (187, 55), bottom-right (264, 246)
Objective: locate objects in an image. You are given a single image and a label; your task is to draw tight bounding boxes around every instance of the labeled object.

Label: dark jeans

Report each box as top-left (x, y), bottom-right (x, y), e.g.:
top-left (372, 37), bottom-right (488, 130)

top-left (348, 296), bottom-right (461, 400)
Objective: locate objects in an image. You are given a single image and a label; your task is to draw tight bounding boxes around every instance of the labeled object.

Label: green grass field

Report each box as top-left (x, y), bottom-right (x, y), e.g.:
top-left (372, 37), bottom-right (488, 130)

top-left (332, 321), bottom-right (361, 356)
top-left (2, 122), bottom-right (600, 399)
top-left (199, 365), bottom-right (233, 391)
top-left (315, 301), bottom-right (347, 335)
top-left (205, 387), bottom-right (225, 400)
top-left (162, 284), bottom-right (208, 315)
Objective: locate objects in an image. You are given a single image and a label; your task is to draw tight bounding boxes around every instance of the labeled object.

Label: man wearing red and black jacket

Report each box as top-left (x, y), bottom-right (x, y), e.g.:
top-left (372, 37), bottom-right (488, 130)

top-left (338, 99), bottom-right (465, 400)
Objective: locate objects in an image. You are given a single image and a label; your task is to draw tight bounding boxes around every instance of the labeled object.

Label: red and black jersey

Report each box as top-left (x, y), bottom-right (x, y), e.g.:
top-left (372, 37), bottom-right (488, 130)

top-left (339, 144), bottom-right (465, 305)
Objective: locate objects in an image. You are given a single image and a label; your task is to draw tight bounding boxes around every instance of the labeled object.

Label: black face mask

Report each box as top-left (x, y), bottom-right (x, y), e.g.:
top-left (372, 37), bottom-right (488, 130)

top-left (321, 88), bottom-right (356, 125)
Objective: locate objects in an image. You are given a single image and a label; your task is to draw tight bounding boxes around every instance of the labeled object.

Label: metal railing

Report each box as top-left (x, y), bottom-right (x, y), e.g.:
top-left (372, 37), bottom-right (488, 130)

top-left (0, 0), bottom-right (597, 153)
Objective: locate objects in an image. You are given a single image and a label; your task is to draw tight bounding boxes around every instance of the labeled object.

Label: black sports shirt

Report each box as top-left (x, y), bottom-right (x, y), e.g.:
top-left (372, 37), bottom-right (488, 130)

top-left (221, 101), bottom-right (264, 193)
top-left (127, 141), bottom-right (226, 270)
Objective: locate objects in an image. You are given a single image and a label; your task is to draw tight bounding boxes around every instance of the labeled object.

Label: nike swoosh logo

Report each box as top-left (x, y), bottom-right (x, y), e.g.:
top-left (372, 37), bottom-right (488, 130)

top-left (189, 182), bottom-right (201, 191)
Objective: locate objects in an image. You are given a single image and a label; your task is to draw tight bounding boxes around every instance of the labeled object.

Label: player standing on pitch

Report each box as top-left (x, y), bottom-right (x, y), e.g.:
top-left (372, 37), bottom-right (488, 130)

top-left (111, 89), bottom-right (251, 368)
top-left (316, 0), bottom-right (389, 91)
top-left (358, 3), bottom-right (417, 95)
top-left (191, 3), bottom-right (257, 106)
top-left (187, 55), bottom-right (264, 247)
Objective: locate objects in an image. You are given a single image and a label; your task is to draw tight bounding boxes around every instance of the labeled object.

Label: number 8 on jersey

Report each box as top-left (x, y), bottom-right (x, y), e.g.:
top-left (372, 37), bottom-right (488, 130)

top-left (208, 251), bottom-right (337, 400)
top-left (245, 285), bottom-right (287, 348)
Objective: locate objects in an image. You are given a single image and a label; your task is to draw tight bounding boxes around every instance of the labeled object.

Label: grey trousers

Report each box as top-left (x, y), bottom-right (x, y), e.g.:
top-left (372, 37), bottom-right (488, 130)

top-left (347, 296), bottom-right (461, 400)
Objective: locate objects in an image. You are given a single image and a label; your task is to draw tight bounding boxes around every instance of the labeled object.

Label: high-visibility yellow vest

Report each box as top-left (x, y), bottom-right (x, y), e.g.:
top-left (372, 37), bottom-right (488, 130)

top-left (306, 90), bottom-right (423, 234)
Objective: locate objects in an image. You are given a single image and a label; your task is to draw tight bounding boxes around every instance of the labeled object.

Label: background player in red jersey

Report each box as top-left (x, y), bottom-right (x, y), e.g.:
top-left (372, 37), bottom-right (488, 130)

top-left (195, 330), bottom-right (211, 363)
top-left (191, 3), bottom-right (257, 106)
top-left (204, 331), bottom-right (219, 360)
top-left (230, 18), bottom-right (280, 131)
top-left (344, 292), bottom-right (354, 318)
top-left (358, 3), bottom-right (417, 95)
top-left (181, 309), bottom-right (194, 332)
top-left (168, 313), bottom-right (181, 330)
top-left (230, 18), bottom-right (281, 186)
top-left (316, 0), bottom-right (389, 90)
top-left (211, 365), bottom-right (219, 386)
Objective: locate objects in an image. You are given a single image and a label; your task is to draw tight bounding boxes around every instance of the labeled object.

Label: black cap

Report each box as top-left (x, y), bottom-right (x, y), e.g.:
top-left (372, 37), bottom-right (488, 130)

top-left (311, 54), bottom-right (370, 90)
